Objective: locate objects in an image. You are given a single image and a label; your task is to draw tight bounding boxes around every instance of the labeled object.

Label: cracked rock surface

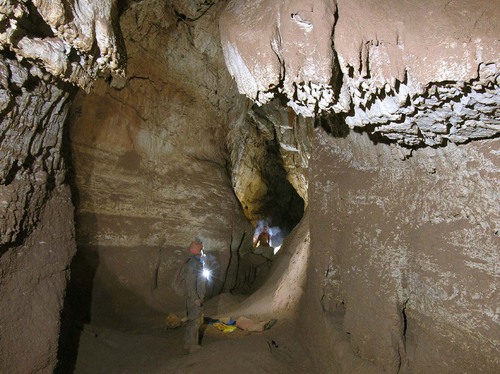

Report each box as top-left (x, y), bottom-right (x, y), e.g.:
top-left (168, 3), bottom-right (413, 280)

top-left (0, 53), bottom-right (76, 373)
top-left (0, 1), bottom-right (123, 372)
top-left (1, 0), bottom-right (125, 90)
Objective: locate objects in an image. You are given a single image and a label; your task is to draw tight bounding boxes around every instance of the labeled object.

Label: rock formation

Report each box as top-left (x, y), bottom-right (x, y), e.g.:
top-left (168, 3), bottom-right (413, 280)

top-left (220, 0), bottom-right (500, 146)
top-left (0, 0), bottom-right (498, 373)
top-left (66, 0), bottom-right (259, 327)
top-left (0, 0), bottom-right (124, 371)
top-left (220, 1), bottom-right (500, 372)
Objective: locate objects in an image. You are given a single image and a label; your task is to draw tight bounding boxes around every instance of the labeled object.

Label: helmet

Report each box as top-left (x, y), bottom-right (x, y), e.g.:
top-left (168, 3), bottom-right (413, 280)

top-left (189, 238), bottom-right (203, 255)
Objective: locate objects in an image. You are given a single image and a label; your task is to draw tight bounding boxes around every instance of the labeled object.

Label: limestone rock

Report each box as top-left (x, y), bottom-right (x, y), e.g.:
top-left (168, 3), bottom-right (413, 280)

top-left (220, 0), bottom-right (339, 117)
top-left (220, 0), bottom-right (500, 146)
top-left (0, 55), bottom-right (72, 249)
top-left (68, 0), bottom-right (254, 323)
top-left (1, 0), bottom-right (125, 90)
top-left (304, 129), bottom-right (500, 373)
top-left (0, 187), bottom-right (76, 373)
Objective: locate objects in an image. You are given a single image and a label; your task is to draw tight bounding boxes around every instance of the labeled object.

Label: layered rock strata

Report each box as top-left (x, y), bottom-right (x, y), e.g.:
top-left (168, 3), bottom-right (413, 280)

top-left (303, 130), bottom-right (499, 373)
top-left (68, 0), bottom-right (256, 326)
top-left (219, 0), bottom-right (500, 372)
top-left (1, 1), bottom-right (498, 373)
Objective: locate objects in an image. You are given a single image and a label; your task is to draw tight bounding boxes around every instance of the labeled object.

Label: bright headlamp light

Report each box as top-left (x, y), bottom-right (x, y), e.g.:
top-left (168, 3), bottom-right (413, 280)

top-left (202, 268), bottom-right (211, 279)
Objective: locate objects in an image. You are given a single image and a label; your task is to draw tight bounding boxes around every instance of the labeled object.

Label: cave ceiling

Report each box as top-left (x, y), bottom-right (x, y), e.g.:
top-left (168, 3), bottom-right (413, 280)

top-left (1, 0), bottom-right (499, 230)
top-left (2, 0), bottom-right (498, 148)
top-left (220, 0), bottom-right (500, 147)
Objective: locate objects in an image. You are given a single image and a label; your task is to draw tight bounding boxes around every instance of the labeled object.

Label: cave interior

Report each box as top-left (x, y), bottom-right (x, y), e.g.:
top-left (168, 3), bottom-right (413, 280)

top-left (0, 1), bottom-right (499, 373)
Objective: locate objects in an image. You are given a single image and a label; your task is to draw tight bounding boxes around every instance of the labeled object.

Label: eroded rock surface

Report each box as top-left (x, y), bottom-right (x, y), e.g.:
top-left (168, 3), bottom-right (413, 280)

top-left (220, 0), bottom-right (500, 146)
top-left (0, 187), bottom-right (75, 373)
top-left (0, 1), bottom-right (124, 372)
top-left (0, 0), bottom-right (125, 90)
top-left (228, 100), bottom-right (307, 224)
top-left (68, 0), bottom-right (255, 326)
top-left (0, 52), bottom-right (77, 372)
top-left (219, 1), bottom-right (500, 371)
top-left (303, 129), bottom-right (499, 373)
top-left (1, 1), bottom-right (498, 373)
top-left (220, 0), bottom-right (339, 117)
top-left (0, 56), bottom-right (70, 248)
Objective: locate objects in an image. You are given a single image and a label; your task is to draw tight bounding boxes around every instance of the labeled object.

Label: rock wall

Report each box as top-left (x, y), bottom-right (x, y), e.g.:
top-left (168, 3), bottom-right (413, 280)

top-left (1, 1), bottom-right (498, 372)
top-left (227, 100), bottom-right (307, 225)
top-left (218, 1), bottom-right (499, 372)
top-left (0, 187), bottom-right (75, 374)
top-left (68, 0), bottom-right (255, 326)
top-left (0, 53), bottom-right (76, 373)
top-left (303, 129), bottom-right (499, 373)
top-left (1, 1), bottom-right (125, 372)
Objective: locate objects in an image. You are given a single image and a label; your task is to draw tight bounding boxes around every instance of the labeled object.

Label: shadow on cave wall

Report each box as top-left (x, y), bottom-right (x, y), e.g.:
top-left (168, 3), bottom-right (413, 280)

top-left (315, 112), bottom-right (351, 139)
top-left (55, 120), bottom-right (99, 374)
top-left (56, 247), bottom-right (99, 374)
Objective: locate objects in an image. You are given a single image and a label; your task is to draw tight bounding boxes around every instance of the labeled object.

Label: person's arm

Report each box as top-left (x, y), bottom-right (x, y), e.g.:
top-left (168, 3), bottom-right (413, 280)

top-left (197, 274), bottom-right (206, 302)
top-left (184, 259), bottom-right (199, 301)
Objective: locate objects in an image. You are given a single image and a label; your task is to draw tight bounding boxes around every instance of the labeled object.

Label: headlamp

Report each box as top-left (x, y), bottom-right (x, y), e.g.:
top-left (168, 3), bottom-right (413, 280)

top-left (202, 268), bottom-right (211, 280)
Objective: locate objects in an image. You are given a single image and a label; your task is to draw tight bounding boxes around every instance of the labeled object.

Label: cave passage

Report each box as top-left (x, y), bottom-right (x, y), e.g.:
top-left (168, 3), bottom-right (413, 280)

top-left (1, 1), bottom-right (499, 373)
top-left (56, 85), bottom-right (307, 371)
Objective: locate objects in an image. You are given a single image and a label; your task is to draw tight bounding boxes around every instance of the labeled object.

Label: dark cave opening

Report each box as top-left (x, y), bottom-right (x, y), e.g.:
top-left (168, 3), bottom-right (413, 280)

top-left (246, 101), bottom-right (306, 238)
top-left (252, 135), bottom-right (305, 249)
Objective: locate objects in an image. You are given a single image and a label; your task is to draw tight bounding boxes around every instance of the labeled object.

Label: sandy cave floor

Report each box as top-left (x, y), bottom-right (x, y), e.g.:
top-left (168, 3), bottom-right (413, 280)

top-left (74, 298), bottom-right (313, 374)
top-left (73, 315), bottom-right (314, 374)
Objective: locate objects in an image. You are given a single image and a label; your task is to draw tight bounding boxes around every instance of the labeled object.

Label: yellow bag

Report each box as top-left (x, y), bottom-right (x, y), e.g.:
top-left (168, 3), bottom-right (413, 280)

top-left (213, 322), bottom-right (237, 333)
top-left (165, 313), bottom-right (182, 329)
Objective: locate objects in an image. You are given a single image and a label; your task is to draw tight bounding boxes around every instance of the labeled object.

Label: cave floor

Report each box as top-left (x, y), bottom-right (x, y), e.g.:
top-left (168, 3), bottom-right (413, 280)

top-left (73, 317), bottom-right (314, 374)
